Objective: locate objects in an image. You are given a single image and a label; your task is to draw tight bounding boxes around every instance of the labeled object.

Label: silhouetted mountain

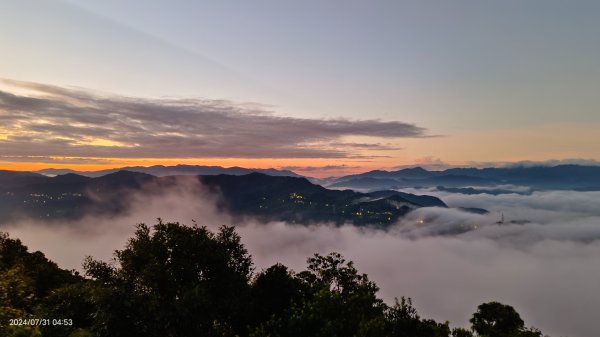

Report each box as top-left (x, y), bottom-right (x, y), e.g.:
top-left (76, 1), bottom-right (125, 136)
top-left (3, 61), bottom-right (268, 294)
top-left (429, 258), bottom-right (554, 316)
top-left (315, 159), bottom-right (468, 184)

top-left (330, 165), bottom-right (600, 191)
top-left (329, 177), bottom-right (402, 190)
top-left (366, 190), bottom-right (447, 207)
top-left (0, 170), bottom-right (47, 188)
top-left (341, 167), bottom-right (438, 180)
top-left (330, 174), bottom-right (499, 191)
top-left (443, 165), bottom-right (600, 189)
top-left (199, 173), bottom-right (448, 225)
top-left (457, 207), bottom-right (490, 215)
top-left (33, 168), bottom-right (82, 176)
top-left (35, 165), bottom-right (300, 178)
top-left (0, 171), bottom-right (446, 227)
top-left (413, 174), bottom-right (499, 186)
top-left (435, 186), bottom-right (531, 195)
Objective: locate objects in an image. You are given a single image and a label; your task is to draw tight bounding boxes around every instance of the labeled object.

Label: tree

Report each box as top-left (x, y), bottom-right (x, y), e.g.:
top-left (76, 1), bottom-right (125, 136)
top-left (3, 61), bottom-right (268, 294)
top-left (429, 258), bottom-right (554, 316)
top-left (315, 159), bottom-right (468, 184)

top-left (384, 297), bottom-right (451, 337)
top-left (470, 302), bottom-right (524, 337)
top-left (0, 233), bottom-right (78, 299)
top-left (0, 265), bottom-right (41, 337)
top-left (82, 221), bottom-right (253, 337)
top-left (1, 227), bottom-right (550, 337)
top-left (249, 263), bottom-right (303, 327)
top-left (518, 327), bottom-right (544, 337)
top-left (252, 252), bottom-right (386, 337)
top-left (452, 327), bottom-right (474, 337)
top-left (38, 282), bottom-right (96, 337)
top-left (0, 232), bottom-right (79, 337)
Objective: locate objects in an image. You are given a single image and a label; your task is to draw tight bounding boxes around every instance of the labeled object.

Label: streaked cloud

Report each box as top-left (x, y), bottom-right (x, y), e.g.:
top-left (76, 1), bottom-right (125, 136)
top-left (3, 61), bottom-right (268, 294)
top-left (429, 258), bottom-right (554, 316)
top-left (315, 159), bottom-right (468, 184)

top-left (0, 80), bottom-right (425, 160)
top-left (0, 155), bottom-right (113, 165)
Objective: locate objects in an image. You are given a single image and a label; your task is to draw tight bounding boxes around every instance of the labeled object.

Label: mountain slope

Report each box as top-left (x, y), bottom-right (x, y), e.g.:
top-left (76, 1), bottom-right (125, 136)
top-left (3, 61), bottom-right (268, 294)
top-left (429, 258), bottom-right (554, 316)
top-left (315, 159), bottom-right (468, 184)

top-left (0, 171), bottom-right (445, 227)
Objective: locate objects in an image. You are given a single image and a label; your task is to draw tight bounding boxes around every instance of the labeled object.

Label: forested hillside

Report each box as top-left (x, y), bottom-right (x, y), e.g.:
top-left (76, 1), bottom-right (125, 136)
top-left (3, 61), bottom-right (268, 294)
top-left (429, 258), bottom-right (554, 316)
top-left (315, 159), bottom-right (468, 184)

top-left (0, 171), bottom-right (446, 226)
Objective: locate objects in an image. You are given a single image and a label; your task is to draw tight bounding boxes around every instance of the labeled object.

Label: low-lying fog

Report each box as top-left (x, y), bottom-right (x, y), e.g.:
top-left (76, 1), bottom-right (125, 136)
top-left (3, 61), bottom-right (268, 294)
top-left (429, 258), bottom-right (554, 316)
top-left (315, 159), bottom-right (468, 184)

top-left (5, 179), bottom-right (600, 337)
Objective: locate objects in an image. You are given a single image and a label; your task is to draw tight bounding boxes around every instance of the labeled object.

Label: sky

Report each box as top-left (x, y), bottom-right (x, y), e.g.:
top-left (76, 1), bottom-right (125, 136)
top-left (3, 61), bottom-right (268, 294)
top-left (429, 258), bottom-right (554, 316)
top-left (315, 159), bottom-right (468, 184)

top-left (1, 0), bottom-right (600, 176)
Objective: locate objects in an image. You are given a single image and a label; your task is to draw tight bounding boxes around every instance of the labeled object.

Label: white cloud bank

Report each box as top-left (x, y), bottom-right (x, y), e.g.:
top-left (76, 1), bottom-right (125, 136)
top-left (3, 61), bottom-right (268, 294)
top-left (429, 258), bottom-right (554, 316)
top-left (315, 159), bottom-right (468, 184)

top-left (4, 181), bottom-right (600, 337)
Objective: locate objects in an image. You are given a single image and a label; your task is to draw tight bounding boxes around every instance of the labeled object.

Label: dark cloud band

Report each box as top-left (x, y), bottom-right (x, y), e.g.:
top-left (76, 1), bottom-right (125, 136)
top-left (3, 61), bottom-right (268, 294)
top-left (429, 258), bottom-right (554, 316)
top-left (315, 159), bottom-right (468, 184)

top-left (0, 80), bottom-right (426, 159)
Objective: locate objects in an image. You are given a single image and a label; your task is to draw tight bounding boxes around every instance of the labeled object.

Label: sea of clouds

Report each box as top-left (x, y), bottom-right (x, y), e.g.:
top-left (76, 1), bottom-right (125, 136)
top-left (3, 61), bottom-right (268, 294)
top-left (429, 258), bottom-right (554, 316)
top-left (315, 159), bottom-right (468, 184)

top-left (5, 179), bottom-right (600, 337)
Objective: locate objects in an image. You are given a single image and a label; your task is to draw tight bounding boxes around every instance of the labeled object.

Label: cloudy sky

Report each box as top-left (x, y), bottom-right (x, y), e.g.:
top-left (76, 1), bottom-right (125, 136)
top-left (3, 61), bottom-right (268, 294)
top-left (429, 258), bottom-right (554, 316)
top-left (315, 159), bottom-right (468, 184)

top-left (1, 0), bottom-right (600, 176)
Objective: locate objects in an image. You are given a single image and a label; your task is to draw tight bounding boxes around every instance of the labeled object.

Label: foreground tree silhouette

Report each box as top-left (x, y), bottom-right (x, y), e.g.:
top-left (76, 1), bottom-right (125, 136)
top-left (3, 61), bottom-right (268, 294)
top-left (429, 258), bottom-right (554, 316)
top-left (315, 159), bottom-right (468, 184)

top-left (248, 263), bottom-right (303, 328)
top-left (470, 302), bottom-right (543, 337)
top-left (470, 302), bottom-right (524, 337)
top-left (83, 220), bottom-right (253, 337)
top-left (383, 297), bottom-right (451, 337)
top-left (1, 223), bottom-right (550, 337)
top-left (251, 252), bottom-right (387, 336)
top-left (1, 233), bottom-right (79, 337)
top-left (0, 265), bottom-right (41, 337)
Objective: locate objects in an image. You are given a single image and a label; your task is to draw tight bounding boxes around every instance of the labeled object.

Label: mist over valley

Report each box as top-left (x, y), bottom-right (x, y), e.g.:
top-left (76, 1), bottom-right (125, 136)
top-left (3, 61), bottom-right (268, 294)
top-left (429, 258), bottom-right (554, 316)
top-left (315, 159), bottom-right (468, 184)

top-left (2, 165), bottom-right (600, 337)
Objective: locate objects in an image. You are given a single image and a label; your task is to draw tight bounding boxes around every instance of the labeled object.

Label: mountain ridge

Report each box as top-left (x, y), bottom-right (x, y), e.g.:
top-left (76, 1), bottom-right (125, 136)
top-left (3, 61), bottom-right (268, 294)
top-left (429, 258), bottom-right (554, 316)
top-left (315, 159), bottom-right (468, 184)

top-left (34, 164), bottom-right (300, 178)
top-left (329, 164), bottom-right (600, 191)
top-left (0, 171), bottom-right (446, 226)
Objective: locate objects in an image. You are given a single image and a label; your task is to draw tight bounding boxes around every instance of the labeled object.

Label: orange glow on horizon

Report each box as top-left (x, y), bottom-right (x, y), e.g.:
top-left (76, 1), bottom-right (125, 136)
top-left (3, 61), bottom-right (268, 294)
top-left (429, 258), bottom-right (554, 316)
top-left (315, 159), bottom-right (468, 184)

top-left (0, 157), bottom-right (402, 178)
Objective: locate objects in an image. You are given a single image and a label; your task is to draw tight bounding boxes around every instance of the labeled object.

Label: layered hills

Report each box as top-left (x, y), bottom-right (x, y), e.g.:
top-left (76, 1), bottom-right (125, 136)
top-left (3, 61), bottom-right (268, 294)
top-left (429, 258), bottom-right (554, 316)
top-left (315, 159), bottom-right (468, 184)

top-left (34, 165), bottom-right (299, 178)
top-left (327, 165), bottom-right (600, 191)
top-left (0, 170), bottom-right (445, 226)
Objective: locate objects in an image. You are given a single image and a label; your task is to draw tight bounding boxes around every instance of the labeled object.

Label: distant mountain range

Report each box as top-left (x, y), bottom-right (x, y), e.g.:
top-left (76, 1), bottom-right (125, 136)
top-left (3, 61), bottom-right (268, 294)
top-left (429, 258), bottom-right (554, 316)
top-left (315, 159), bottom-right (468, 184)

top-left (0, 171), bottom-right (447, 227)
top-left (35, 165), bottom-right (300, 178)
top-left (327, 165), bottom-right (600, 191)
top-left (31, 164), bottom-right (600, 192)
top-left (2, 164), bottom-right (597, 227)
